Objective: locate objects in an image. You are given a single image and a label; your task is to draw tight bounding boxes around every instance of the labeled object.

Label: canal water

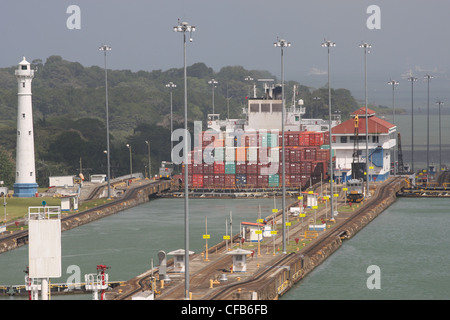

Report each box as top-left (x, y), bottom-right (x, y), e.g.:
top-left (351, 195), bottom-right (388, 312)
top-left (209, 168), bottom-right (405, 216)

top-left (0, 197), bottom-right (282, 300)
top-left (282, 197), bottom-right (450, 300)
top-left (1, 196), bottom-right (449, 300)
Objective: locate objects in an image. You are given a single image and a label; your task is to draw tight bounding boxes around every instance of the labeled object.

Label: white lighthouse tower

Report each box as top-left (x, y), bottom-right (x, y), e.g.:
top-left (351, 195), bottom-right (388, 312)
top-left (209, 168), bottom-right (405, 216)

top-left (14, 57), bottom-right (38, 197)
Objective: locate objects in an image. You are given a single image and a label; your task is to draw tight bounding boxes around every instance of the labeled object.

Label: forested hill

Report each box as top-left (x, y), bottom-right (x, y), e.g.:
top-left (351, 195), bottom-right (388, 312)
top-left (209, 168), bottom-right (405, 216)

top-left (0, 55), bottom-right (359, 187)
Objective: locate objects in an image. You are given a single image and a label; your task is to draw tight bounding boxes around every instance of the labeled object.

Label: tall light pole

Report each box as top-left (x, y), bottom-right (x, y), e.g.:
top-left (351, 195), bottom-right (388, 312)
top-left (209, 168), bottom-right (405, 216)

top-left (126, 144), bottom-right (132, 179)
top-left (244, 76), bottom-right (253, 99)
top-left (388, 79), bottom-right (399, 175)
top-left (322, 39), bottom-right (336, 221)
top-left (99, 44), bottom-right (112, 199)
top-left (274, 38), bottom-right (290, 254)
top-left (424, 74), bottom-right (433, 174)
top-left (173, 20), bottom-right (195, 300)
top-left (208, 79), bottom-right (218, 115)
top-left (359, 41), bottom-right (371, 198)
top-left (165, 82), bottom-right (177, 154)
top-left (436, 100), bottom-right (444, 173)
top-left (407, 74), bottom-right (417, 173)
top-left (145, 140), bottom-right (151, 179)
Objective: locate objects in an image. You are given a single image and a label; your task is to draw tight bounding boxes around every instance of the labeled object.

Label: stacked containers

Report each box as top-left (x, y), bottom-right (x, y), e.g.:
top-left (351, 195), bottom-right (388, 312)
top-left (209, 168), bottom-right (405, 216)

top-left (182, 130), bottom-right (331, 190)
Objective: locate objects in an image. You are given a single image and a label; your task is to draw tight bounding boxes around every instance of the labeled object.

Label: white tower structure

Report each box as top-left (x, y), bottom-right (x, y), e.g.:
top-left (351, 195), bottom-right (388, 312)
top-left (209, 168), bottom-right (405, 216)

top-left (14, 57), bottom-right (38, 197)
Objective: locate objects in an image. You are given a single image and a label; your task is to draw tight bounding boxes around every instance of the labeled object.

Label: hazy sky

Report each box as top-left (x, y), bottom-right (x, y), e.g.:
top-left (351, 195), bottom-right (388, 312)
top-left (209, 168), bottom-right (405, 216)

top-left (2, 0), bottom-right (450, 107)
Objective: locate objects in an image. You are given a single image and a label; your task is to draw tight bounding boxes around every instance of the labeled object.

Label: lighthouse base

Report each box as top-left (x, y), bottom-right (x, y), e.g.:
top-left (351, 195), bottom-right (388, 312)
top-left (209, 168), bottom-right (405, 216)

top-left (13, 183), bottom-right (38, 197)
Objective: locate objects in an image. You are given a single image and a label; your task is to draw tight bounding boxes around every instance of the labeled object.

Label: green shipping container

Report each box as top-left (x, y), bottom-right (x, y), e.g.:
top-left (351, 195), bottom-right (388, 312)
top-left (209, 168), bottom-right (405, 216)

top-left (268, 174), bottom-right (279, 187)
top-left (225, 162), bottom-right (236, 174)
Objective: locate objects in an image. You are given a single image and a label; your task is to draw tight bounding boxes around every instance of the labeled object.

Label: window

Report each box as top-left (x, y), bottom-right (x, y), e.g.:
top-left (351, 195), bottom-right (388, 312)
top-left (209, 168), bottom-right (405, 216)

top-left (22, 113), bottom-right (25, 118)
top-left (21, 65), bottom-right (27, 70)
top-left (29, 131), bottom-right (31, 135)
top-left (17, 131), bottom-right (20, 136)
top-left (340, 136), bottom-right (348, 143)
top-left (30, 172), bottom-right (33, 176)
top-left (22, 82), bottom-right (25, 88)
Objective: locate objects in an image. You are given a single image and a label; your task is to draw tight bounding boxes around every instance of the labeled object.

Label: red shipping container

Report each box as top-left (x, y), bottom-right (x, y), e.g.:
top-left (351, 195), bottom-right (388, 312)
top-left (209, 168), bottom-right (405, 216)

top-left (247, 174), bottom-right (258, 187)
top-left (203, 175), bottom-right (214, 188)
top-left (192, 163), bottom-right (203, 174)
top-left (214, 162), bottom-right (225, 174)
top-left (214, 174), bottom-right (225, 187)
top-left (304, 148), bottom-right (317, 160)
top-left (279, 147), bottom-right (290, 162)
top-left (257, 175), bottom-right (268, 187)
top-left (278, 134), bottom-right (289, 147)
top-left (192, 174), bottom-right (203, 188)
top-left (246, 163), bottom-right (258, 174)
top-left (288, 133), bottom-right (299, 146)
top-left (236, 162), bottom-right (247, 174)
top-left (203, 163), bottom-right (214, 174)
top-left (225, 174), bottom-right (236, 188)
top-left (289, 163), bottom-right (301, 174)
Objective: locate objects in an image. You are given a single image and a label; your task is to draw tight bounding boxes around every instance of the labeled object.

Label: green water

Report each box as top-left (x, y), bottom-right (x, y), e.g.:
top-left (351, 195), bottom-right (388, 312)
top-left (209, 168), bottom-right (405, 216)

top-left (282, 198), bottom-right (450, 300)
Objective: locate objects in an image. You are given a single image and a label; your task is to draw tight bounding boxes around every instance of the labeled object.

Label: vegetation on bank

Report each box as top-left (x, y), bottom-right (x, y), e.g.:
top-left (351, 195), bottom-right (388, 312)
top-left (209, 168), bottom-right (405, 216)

top-left (0, 55), bottom-right (364, 188)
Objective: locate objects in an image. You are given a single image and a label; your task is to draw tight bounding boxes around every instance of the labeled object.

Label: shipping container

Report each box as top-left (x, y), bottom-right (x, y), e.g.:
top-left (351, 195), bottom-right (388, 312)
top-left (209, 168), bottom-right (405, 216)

top-left (236, 174), bottom-right (247, 187)
top-left (236, 162), bottom-right (247, 174)
top-left (225, 174), bottom-right (236, 188)
top-left (214, 147), bottom-right (224, 162)
top-left (246, 163), bottom-right (258, 174)
top-left (257, 175), bottom-right (268, 188)
top-left (225, 147), bottom-right (235, 162)
top-left (247, 174), bottom-right (258, 187)
top-left (247, 147), bottom-right (258, 164)
top-left (268, 174), bottom-right (279, 187)
top-left (192, 163), bottom-right (203, 174)
top-left (203, 175), bottom-right (214, 188)
top-left (225, 162), bottom-right (236, 174)
top-left (214, 174), bottom-right (225, 187)
top-left (235, 147), bottom-right (247, 162)
top-left (214, 162), bottom-right (225, 174)
top-left (203, 163), bottom-right (214, 175)
top-left (192, 174), bottom-right (203, 188)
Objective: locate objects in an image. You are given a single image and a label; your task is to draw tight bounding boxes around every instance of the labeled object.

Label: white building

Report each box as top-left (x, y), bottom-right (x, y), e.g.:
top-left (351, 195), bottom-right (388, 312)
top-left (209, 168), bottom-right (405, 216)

top-left (14, 57), bottom-right (38, 197)
top-left (331, 107), bottom-right (396, 182)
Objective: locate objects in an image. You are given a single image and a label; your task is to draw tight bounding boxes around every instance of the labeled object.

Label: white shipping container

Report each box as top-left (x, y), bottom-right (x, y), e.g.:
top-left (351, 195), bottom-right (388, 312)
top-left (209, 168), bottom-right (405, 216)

top-left (225, 147), bottom-right (235, 161)
top-left (247, 147), bottom-right (258, 163)
top-left (214, 147), bottom-right (224, 162)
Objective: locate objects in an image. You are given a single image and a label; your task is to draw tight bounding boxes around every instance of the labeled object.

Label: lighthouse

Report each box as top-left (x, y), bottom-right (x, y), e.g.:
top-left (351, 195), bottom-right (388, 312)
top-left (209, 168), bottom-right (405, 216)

top-left (13, 57), bottom-right (38, 197)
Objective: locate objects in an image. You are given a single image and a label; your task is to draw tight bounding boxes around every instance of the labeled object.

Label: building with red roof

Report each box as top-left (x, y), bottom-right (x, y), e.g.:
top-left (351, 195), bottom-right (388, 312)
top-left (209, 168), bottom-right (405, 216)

top-left (331, 107), bottom-right (396, 182)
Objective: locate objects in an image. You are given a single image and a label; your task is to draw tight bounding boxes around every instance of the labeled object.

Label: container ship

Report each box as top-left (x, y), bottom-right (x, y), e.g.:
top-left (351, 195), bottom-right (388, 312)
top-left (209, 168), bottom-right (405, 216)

top-left (181, 81), bottom-right (339, 191)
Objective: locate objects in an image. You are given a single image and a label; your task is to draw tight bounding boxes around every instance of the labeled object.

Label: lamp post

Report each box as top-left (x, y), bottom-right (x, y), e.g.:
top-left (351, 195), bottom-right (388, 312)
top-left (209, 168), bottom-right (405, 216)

top-left (424, 74), bottom-right (433, 174)
top-left (99, 44), bottom-right (112, 199)
top-left (359, 41), bottom-right (371, 198)
top-left (436, 101), bottom-right (444, 173)
top-left (173, 20), bottom-right (195, 300)
top-left (407, 74), bottom-right (417, 173)
top-left (165, 82), bottom-right (176, 154)
top-left (208, 79), bottom-right (218, 115)
top-left (244, 76), bottom-right (253, 99)
top-left (274, 38), bottom-right (290, 254)
top-left (322, 39), bottom-right (336, 221)
top-left (388, 80), bottom-right (399, 175)
top-left (126, 144), bottom-right (132, 179)
top-left (145, 140), bottom-right (151, 180)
